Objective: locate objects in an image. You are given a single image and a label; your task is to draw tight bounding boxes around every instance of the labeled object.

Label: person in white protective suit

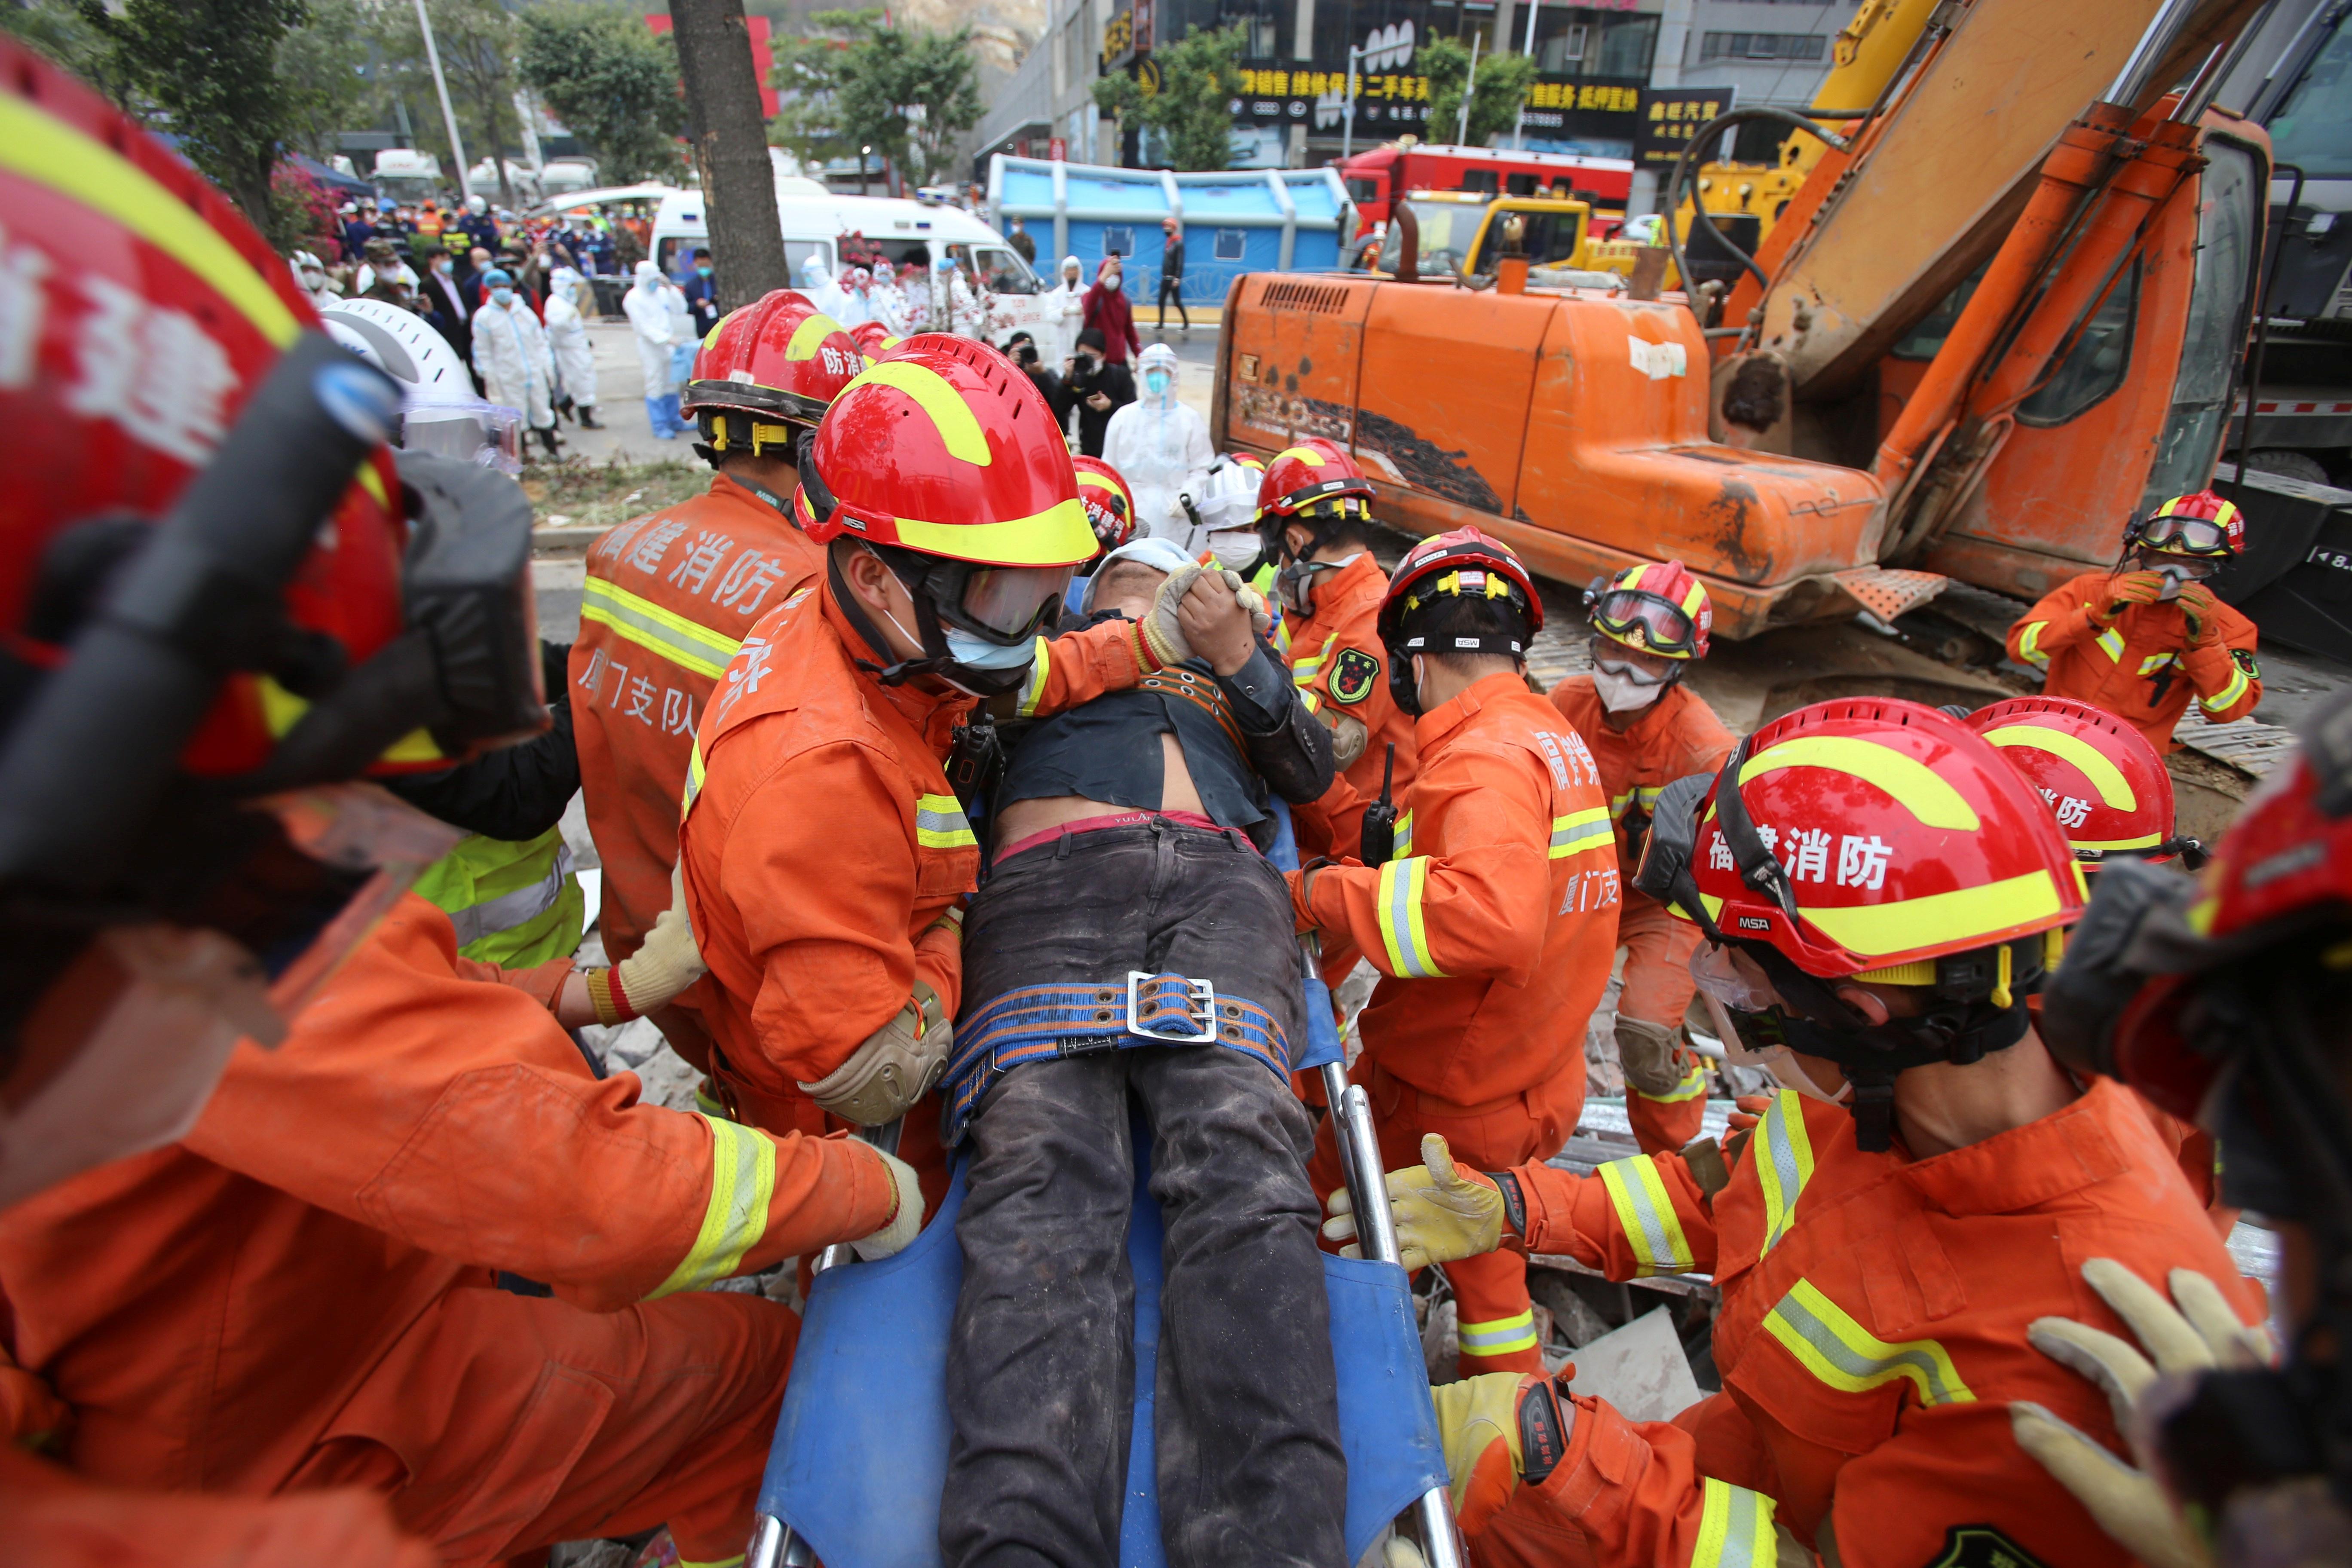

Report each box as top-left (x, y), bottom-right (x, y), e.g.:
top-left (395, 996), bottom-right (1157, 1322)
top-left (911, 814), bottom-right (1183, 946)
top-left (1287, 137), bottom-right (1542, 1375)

top-left (289, 250), bottom-right (338, 310)
top-left (828, 266), bottom-right (875, 328)
top-left (662, 266), bottom-right (697, 401)
top-left (624, 258), bottom-right (686, 438)
top-left (470, 267), bottom-right (560, 459)
top-left (1099, 342), bottom-right (1213, 550)
top-left (867, 262), bottom-right (909, 335)
top-left (936, 254), bottom-right (985, 338)
top-left (1047, 254), bottom-right (1087, 366)
top-left (799, 253), bottom-right (850, 322)
top-left (543, 266), bottom-right (601, 429)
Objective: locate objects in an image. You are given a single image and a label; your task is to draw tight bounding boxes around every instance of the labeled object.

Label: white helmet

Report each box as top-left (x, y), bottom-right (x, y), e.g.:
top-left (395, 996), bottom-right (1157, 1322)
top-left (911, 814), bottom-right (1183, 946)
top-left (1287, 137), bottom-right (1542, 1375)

top-left (1193, 454), bottom-right (1269, 571)
top-left (466, 193), bottom-right (488, 216)
top-left (318, 297), bottom-right (521, 472)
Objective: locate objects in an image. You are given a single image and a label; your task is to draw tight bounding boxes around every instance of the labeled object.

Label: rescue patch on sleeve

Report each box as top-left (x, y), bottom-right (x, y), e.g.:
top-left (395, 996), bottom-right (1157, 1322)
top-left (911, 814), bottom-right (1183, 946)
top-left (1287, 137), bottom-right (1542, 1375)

top-left (1328, 646), bottom-right (1381, 706)
top-left (2234, 647), bottom-right (2260, 677)
top-left (1924, 1526), bottom-right (2051, 1568)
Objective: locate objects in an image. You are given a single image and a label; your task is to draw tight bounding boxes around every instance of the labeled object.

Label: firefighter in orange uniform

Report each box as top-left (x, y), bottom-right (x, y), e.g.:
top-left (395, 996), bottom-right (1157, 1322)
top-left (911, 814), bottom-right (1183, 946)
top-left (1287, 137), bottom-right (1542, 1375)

top-left (1960, 695), bottom-right (2229, 1227)
top-left (0, 48), bottom-right (917, 1568)
top-left (1292, 530), bottom-right (1620, 1377)
top-left (1072, 452), bottom-right (1138, 562)
top-left (571, 291), bottom-right (863, 1012)
top-left (1551, 561), bottom-right (1736, 1158)
top-left (1257, 441), bottom-right (1417, 866)
top-left (1335, 700), bottom-right (2266, 1568)
top-left (2006, 490), bottom-right (2263, 754)
top-left (677, 335), bottom-right (1244, 1140)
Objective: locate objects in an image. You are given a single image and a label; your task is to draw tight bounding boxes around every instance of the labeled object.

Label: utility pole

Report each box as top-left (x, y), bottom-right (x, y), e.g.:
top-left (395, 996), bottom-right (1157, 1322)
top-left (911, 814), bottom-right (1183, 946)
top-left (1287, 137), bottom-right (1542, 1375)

top-left (410, 0), bottom-right (470, 202)
top-left (1340, 41), bottom-right (1371, 162)
top-left (1512, 0), bottom-right (1540, 150)
top-left (672, 0), bottom-right (790, 309)
top-left (1456, 30), bottom-right (1479, 146)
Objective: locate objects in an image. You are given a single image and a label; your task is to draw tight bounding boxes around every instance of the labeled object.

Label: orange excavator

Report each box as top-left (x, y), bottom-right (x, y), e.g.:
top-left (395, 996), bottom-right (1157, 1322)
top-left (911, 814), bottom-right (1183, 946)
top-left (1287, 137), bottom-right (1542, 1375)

top-left (1212, 0), bottom-right (2275, 640)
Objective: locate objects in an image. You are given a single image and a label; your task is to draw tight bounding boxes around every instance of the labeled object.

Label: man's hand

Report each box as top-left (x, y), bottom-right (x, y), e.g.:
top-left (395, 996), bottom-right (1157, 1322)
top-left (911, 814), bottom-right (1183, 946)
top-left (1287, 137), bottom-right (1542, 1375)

top-left (1179, 569), bottom-right (1257, 674)
top-left (2177, 583), bottom-right (2222, 647)
top-left (1323, 1133), bottom-right (1507, 1268)
top-left (2009, 1258), bottom-right (2275, 1568)
top-left (1086, 391), bottom-right (1112, 412)
top-left (2094, 570), bottom-right (2167, 626)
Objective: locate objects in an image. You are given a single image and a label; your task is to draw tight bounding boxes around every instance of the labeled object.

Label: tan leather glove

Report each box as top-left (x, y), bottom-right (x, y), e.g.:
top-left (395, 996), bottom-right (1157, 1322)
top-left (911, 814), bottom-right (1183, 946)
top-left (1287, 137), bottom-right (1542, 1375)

top-left (849, 1147), bottom-right (925, 1261)
top-left (586, 861), bottom-right (707, 1026)
top-left (1323, 1133), bottom-right (1506, 1269)
top-left (797, 980), bottom-right (952, 1127)
top-left (2009, 1258), bottom-right (2276, 1568)
top-left (2092, 570), bottom-right (2166, 627)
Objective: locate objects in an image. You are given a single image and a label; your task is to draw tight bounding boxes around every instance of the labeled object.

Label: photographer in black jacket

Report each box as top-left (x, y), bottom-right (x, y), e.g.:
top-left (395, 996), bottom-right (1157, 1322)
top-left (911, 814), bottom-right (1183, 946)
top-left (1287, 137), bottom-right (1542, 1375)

top-left (1055, 326), bottom-right (1135, 457)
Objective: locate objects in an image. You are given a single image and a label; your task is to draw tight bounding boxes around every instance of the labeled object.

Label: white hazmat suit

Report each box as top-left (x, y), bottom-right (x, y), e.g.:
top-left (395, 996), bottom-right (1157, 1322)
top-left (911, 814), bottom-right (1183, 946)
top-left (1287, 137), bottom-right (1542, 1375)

top-left (470, 289), bottom-right (555, 433)
top-left (623, 259), bottom-right (687, 437)
top-left (1047, 255), bottom-right (1087, 366)
top-left (543, 267), bottom-right (598, 414)
top-left (1100, 343), bottom-right (1213, 550)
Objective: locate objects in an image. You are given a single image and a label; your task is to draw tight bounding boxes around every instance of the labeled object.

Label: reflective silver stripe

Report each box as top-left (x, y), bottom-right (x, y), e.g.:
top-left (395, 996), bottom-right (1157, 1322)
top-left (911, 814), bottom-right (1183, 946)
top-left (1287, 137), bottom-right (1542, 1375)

top-left (1692, 1478), bottom-right (1778, 1568)
top-left (1763, 1280), bottom-right (1975, 1405)
top-left (446, 843), bottom-right (573, 950)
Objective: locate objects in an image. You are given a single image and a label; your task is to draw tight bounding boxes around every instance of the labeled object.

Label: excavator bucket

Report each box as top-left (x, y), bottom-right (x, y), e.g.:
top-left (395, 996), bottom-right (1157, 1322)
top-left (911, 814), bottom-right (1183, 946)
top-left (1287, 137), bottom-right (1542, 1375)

top-left (1217, 272), bottom-right (1889, 639)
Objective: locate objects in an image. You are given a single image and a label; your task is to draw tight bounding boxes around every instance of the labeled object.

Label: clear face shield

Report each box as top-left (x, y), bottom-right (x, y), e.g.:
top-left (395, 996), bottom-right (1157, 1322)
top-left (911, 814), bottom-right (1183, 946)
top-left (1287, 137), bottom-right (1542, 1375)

top-left (1688, 941), bottom-right (1853, 1105)
top-left (401, 404), bottom-right (523, 476)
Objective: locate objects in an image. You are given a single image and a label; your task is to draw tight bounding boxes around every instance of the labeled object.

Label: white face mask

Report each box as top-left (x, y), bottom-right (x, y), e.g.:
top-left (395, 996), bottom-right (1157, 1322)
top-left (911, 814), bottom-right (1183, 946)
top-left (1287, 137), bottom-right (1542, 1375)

top-left (1593, 666), bottom-right (1666, 713)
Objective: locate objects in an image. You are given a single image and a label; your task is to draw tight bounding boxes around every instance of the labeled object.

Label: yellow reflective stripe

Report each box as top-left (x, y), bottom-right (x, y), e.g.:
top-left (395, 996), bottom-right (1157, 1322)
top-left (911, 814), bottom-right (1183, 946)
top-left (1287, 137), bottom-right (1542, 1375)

top-left (1375, 855), bottom-right (1446, 978)
top-left (915, 792), bottom-right (978, 850)
top-left (694, 1082), bottom-right (730, 1120)
top-left (839, 359), bottom-right (992, 464)
top-left (1293, 632), bottom-right (1336, 683)
top-left (1692, 1478), bottom-right (1779, 1568)
top-left (1621, 563), bottom-right (1651, 591)
top-left (257, 675), bottom-right (446, 763)
top-left (1550, 805), bottom-right (1612, 858)
top-left (785, 312), bottom-right (849, 359)
top-left (2095, 627), bottom-right (2127, 663)
top-left (1274, 444), bottom-right (1329, 468)
top-left (1681, 579), bottom-right (1709, 617)
top-left (1754, 1089), bottom-right (1815, 1253)
top-left (681, 738), bottom-right (707, 820)
top-left (2138, 652), bottom-right (2177, 676)
top-left (1393, 808), bottom-right (1413, 857)
top-left (1635, 1063), bottom-right (1709, 1104)
top-left (2073, 830), bottom-right (2164, 851)
top-left (1301, 689), bottom-right (1321, 713)
top-left (2202, 665), bottom-right (2252, 713)
top-left (891, 497), bottom-right (1096, 567)
top-left (680, 1556), bottom-right (746, 1568)
top-left (1763, 1279), bottom-right (1975, 1405)
top-left (2016, 620), bottom-right (2051, 669)
top-left (1597, 1155), bottom-right (1694, 1277)
top-left (1797, 869), bottom-right (2063, 959)
top-left (0, 95), bottom-right (300, 347)
top-left (1981, 723), bottom-right (2137, 810)
top-left (582, 576), bottom-right (744, 680)
top-left (1740, 735), bottom-right (1981, 832)
top-left (648, 1115), bottom-right (776, 1298)
top-left (1017, 636), bottom-right (1053, 718)
top-left (1458, 1310), bottom-right (1539, 1357)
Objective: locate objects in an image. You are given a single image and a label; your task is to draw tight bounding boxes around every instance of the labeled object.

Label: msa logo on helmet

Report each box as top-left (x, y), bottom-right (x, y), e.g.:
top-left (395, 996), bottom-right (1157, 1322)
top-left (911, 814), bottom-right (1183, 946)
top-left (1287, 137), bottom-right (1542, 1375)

top-left (1736, 916), bottom-right (1773, 932)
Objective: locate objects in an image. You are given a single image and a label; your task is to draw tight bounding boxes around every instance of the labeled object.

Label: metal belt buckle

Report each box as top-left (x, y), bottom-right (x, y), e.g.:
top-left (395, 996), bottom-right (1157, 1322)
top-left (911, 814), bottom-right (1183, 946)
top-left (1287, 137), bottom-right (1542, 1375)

top-left (1126, 971), bottom-right (1219, 1043)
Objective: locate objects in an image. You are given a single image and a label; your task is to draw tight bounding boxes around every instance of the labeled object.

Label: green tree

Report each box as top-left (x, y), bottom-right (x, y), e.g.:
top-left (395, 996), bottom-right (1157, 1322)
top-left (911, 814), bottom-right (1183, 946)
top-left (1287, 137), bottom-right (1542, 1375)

top-left (1091, 23), bottom-right (1245, 172)
top-left (72, 0), bottom-right (322, 238)
top-left (277, 0), bottom-right (373, 162)
top-left (519, 2), bottom-right (680, 182)
top-left (1421, 34), bottom-right (1537, 149)
top-left (767, 7), bottom-right (879, 175)
top-left (0, 0), bottom-right (112, 88)
top-left (377, 0), bottom-right (521, 206)
top-left (835, 23), bottom-right (981, 187)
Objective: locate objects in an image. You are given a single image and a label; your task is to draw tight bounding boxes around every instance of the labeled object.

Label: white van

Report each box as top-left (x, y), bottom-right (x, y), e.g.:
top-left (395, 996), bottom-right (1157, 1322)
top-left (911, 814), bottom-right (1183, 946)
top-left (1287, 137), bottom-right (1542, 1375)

top-left (649, 182), bottom-right (1054, 344)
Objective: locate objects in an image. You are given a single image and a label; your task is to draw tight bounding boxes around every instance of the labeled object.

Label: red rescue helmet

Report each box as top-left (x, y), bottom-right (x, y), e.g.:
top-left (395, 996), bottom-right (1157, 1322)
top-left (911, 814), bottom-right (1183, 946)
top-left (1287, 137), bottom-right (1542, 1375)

top-left (683, 291), bottom-right (864, 459)
top-left (797, 335), bottom-right (1096, 692)
top-left (0, 40), bottom-right (544, 1205)
top-left (1639, 699), bottom-right (2086, 1148)
top-left (1963, 696), bottom-right (2189, 865)
top-left (2123, 489), bottom-right (2245, 560)
top-left (1072, 454), bottom-right (1136, 551)
top-left (1254, 439), bottom-right (1376, 525)
top-left (1377, 529), bottom-right (1541, 713)
top-left (1587, 559), bottom-right (1712, 660)
top-left (848, 320), bottom-right (901, 359)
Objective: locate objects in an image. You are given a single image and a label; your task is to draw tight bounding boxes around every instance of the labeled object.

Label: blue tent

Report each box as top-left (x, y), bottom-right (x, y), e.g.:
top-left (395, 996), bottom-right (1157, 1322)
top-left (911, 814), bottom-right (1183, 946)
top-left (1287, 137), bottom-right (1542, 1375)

top-left (986, 155), bottom-right (1351, 309)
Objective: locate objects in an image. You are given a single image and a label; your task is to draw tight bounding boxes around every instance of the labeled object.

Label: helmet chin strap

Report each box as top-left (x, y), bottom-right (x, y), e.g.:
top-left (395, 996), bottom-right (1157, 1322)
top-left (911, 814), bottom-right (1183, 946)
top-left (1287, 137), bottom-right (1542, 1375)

top-left (825, 546), bottom-right (1029, 698)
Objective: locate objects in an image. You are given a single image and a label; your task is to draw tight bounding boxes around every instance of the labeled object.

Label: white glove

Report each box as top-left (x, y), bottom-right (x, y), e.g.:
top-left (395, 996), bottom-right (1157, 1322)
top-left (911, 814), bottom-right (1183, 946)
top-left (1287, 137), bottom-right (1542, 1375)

top-left (1222, 568), bottom-right (1274, 638)
top-left (849, 1148), bottom-right (924, 1261)
top-left (586, 862), bottom-right (708, 1025)
top-left (2009, 1258), bottom-right (2275, 1568)
top-left (1140, 560), bottom-right (1212, 667)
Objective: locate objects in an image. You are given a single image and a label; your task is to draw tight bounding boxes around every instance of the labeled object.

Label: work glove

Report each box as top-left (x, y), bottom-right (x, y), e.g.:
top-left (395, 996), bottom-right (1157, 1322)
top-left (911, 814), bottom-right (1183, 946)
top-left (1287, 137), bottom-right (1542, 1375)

top-left (848, 1147), bottom-right (925, 1262)
top-left (796, 980), bottom-right (952, 1127)
top-left (2177, 583), bottom-right (2223, 648)
top-left (2009, 1258), bottom-right (2276, 1568)
top-left (1433, 1372), bottom-right (1570, 1537)
top-left (586, 862), bottom-right (707, 1026)
top-left (1323, 1133), bottom-right (1507, 1269)
top-left (1221, 568), bottom-right (1275, 638)
top-left (2092, 570), bottom-right (2167, 627)
top-left (1140, 560), bottom-right (1213, 667)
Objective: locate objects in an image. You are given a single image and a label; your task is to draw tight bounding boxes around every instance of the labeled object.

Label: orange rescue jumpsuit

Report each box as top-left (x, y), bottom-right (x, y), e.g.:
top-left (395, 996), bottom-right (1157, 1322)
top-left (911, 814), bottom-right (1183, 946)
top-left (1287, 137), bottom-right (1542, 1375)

top-left (571, 474), bottom-right (823, 965)
top-left (1470, 1077), bottom-right (2265, 1568)
top-left (1295, 671), bottom-right (1620, 1375)
top-left (678, 585), bottom-right (1163, 1143)
top-left (0, 896), bottom-right (896, 1568)
top-left (2007, 571), bottom-right (2261, 754)
top-left (1551, 675), bottom-right (1736, 1157)
top-left (1283, 551), bottom-right (1417, 860)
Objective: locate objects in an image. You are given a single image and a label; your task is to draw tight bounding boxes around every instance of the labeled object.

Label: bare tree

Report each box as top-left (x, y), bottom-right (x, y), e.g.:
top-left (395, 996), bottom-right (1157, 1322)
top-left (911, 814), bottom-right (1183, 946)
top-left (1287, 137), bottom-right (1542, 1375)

top-left (671, 0), bottom-right (787, 310)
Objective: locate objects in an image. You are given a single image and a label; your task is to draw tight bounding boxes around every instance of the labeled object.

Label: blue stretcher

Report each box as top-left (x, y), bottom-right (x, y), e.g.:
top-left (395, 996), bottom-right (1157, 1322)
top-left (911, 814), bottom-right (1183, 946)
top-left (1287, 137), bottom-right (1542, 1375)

top-left (744, 804), bottom-right (1463, 1568)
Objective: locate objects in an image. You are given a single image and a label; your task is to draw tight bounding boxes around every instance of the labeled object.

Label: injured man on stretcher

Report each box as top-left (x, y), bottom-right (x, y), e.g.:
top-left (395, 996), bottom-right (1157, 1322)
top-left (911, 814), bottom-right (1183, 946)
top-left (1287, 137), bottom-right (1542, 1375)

top-left (939, 537), bottom-right (1348, 1568)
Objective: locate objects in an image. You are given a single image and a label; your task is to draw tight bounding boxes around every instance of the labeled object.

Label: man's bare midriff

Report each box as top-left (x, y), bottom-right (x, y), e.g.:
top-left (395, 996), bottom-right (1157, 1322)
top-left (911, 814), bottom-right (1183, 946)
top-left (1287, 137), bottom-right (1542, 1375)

top-left (993, 732), bottom-right (1205, 847)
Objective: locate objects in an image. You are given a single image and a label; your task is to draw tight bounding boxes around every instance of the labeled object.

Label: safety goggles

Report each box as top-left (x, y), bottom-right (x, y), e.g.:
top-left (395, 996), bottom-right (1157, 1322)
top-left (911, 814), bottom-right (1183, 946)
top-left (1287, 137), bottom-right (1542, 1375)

top-left (1687, 943), bottom-right (1853, 1105)
top-left (2132, 513), bottom-right (2234, 557)
top-left (1590, 589), bottom-right (1700, 658)
top-left (941, 561), bottom-right (1075, 645)
top-left (1590, 641), bottom-right (1677, 686)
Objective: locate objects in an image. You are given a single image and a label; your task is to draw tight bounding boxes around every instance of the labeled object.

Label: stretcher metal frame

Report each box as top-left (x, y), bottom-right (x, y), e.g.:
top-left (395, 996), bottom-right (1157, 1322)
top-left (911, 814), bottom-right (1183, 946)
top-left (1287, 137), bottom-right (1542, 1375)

top-left (746, 802), bottom-right (1466, 1568)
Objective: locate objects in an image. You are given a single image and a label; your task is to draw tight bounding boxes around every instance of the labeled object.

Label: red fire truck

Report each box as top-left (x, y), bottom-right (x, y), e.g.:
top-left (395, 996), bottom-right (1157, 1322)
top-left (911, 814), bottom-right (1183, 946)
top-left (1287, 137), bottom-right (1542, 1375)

top-left (1335, 142), bottom-right (1635, 237)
